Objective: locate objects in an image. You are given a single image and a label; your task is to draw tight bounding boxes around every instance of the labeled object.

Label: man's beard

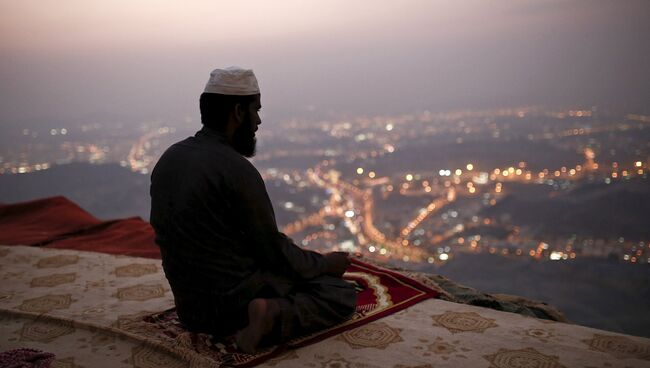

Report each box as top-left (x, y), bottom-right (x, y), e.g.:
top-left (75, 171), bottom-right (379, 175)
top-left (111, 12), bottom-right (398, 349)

top-left (232, 114), bottom-right (257, 158)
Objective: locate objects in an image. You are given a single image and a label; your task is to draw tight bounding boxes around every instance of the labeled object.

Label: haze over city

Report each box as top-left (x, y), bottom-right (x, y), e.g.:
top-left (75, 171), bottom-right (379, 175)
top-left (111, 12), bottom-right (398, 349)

top-left (1, 0), bottom-right (649, 124)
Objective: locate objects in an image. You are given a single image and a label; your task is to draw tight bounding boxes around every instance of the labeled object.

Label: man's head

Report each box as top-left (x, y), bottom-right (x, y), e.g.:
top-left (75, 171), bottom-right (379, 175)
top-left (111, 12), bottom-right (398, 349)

top-left (200, 67), bottom-right (262, 157)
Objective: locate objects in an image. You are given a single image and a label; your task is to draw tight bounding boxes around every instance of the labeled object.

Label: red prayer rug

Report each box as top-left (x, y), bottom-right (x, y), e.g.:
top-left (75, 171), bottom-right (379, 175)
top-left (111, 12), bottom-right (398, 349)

top-left (120, 258), bottom-right (438, 367)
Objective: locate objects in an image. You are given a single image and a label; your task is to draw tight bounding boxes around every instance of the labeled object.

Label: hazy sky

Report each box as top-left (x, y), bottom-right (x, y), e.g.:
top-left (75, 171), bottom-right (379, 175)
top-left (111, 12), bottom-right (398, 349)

top-left (1, 0), bottom-right (649, 125)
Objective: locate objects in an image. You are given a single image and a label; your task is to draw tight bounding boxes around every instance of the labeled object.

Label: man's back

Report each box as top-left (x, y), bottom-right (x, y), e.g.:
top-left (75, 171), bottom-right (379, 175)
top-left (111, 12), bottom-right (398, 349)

top-left (151, 127), bottom-right (261, 293)
top-left (149, 67), bottom-right (356, 351)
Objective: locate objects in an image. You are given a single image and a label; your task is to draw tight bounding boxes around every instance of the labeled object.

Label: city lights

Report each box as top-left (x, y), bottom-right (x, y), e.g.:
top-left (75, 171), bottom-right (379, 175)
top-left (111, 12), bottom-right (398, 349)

top-left (3, 106), bottom-right (647, 270)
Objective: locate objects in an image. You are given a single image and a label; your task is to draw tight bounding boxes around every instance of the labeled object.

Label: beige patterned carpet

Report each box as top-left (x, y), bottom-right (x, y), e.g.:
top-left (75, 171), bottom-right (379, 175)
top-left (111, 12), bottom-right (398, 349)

top-left (1, 245), bottom-right (649, 368)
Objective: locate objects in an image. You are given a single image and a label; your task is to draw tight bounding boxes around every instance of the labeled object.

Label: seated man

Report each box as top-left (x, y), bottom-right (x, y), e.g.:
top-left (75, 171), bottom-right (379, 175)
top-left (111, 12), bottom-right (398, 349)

top-left (150, 67), bottom-right (357, 353)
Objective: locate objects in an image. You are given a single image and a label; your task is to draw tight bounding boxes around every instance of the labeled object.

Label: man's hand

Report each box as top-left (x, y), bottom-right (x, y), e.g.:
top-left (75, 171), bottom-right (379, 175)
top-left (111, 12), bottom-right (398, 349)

top-left (323, 251), bottom-right (351, 278)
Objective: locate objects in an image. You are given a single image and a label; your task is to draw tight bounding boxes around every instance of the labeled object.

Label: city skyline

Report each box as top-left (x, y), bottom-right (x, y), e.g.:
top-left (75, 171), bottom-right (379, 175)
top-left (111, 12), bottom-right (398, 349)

top-left (2, 105), bottom-right (648, 268)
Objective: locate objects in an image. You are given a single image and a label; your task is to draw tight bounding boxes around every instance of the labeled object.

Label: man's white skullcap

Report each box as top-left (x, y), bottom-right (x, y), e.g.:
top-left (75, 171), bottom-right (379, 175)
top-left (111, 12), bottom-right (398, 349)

top-left (204, 66), bottom-right (260, 96)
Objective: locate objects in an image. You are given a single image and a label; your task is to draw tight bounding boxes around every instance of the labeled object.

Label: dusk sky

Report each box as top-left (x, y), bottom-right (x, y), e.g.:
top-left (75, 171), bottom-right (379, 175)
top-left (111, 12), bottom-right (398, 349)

top-left (1, 0), bottom-right (649, 125)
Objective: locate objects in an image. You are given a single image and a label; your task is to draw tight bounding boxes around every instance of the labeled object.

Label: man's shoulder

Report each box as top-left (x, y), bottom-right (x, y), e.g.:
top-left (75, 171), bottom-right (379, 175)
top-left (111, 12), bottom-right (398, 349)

top-left (155, 135), bottom-right (261, 180)
top-left (157, 135), bottom-right (231, 161)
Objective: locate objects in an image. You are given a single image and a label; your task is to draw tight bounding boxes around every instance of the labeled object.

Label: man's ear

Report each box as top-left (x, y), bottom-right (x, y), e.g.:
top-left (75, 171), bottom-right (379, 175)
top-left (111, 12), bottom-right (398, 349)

top-left (233, 103), bottom-right (245, 125)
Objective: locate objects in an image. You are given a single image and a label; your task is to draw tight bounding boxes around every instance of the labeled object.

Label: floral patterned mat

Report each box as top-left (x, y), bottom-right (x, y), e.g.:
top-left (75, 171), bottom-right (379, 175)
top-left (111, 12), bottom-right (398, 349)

top-left (2, 245), bottom-right (650, 368)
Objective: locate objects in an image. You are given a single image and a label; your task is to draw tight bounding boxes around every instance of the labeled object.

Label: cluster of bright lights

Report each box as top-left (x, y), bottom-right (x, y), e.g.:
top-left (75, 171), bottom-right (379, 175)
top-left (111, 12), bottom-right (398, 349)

top-left (49, 128), bottom-right (68, 135)
top-left (400, 200), bottom-right (440, 237)
top-left (285, 125), bottom-right (649, 267)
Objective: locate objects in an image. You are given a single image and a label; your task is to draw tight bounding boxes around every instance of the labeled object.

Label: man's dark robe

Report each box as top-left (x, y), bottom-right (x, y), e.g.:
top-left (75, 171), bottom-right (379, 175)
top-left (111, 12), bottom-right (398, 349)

top-left (150, 126), bottom-right (356, 339)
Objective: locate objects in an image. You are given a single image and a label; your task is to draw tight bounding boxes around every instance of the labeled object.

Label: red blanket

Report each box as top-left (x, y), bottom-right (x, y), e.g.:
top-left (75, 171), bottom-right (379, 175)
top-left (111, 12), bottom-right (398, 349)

top-left (0, 196), bottom-right (160, 258)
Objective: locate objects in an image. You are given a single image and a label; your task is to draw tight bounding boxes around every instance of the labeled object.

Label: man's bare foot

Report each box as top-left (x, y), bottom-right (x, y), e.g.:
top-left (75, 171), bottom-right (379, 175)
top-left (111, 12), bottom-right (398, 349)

top-left (235, 298), bottom-right (281, 354)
